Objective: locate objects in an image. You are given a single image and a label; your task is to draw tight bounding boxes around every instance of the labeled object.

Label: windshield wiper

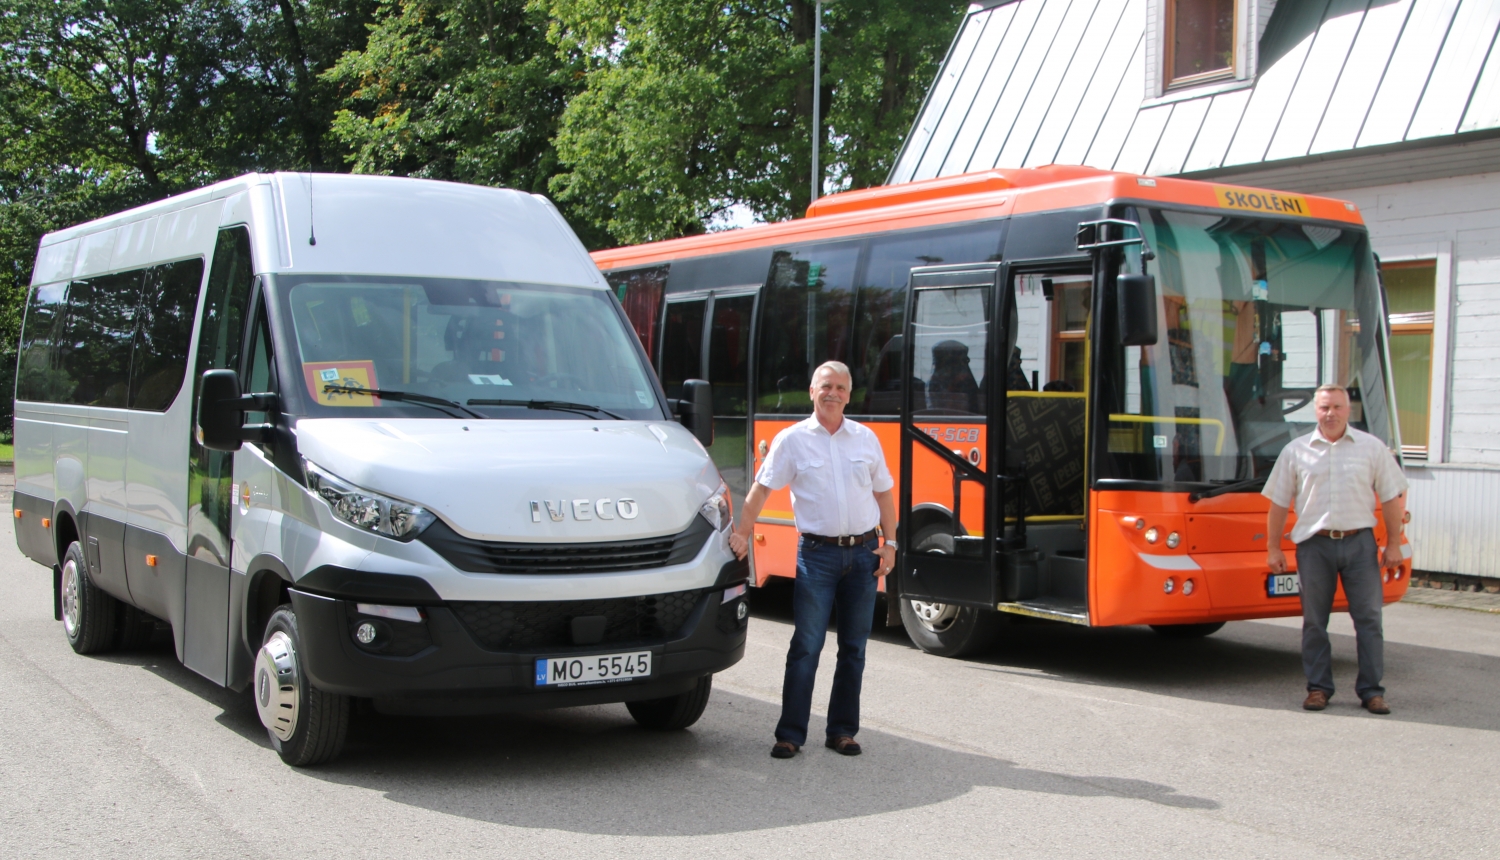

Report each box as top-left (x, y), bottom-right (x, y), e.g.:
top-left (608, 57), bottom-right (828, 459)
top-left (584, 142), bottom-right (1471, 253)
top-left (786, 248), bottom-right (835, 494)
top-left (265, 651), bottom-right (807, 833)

top-left (1188, 476), bottom-right (1268, 504)
top-left (322, 385), bottom-right (487, 420)
top-left (467, 398), bottom-right (625, 420)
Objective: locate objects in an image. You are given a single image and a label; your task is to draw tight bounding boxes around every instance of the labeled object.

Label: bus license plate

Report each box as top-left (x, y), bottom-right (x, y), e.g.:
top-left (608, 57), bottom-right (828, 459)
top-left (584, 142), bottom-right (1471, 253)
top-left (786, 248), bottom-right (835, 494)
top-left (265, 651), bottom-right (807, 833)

top-left (1267, 573), bottom-right (1301, 597)
top-left (535, 651), bottom-right (651, 688)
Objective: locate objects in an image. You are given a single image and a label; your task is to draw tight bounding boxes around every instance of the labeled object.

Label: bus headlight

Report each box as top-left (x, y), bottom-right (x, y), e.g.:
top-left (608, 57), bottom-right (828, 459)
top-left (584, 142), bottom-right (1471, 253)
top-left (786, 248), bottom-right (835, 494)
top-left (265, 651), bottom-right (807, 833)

top-left (305, 461), bottom-right (436, 541)
top-left (701, 481), bottom-right (733, 532)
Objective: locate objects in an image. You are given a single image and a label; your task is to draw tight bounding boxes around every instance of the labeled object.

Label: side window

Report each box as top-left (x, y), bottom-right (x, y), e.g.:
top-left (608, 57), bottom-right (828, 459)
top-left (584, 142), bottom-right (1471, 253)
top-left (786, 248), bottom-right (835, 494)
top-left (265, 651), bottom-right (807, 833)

top-left (243, 304), bottom-right (276, 428)
top-left (754, 241), bottom-right (861, 414)
top-left (130, 258), bottom-right (205, 411)
top-left (15, 282), bottom-right (72, 403)
top-left (852, 223), bottom-right (1004, 415)
top-left (63, 271), bottom-right (142, 407)
top-left (605, 265), bottom-right (667, 360)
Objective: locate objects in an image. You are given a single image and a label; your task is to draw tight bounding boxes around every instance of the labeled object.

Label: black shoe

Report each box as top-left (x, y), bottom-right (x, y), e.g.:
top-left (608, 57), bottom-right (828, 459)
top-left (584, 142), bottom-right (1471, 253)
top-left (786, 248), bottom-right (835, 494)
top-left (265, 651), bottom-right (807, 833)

top-left (770, 741), bottom-right (799, 759)
top-left (825, 736), bottom-right (862, 756)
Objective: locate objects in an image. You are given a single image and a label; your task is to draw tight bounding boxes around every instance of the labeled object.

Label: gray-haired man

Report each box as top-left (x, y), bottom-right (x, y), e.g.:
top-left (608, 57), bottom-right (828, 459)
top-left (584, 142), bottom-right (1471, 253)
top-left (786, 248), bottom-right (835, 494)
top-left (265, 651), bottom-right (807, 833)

top-left (1264, 385), bottom-right (1407, 715)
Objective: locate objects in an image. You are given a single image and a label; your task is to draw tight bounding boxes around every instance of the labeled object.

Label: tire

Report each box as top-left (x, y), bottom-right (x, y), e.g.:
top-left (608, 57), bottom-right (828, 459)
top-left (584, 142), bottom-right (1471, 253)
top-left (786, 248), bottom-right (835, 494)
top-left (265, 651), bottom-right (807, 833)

top-left (896, 522), bottom-right (1004, 658)
top-left (626, 674), bottom-right (712, 731)
top-left (255, 606), bottom-right (349, 767)
top-left (1149, 621), bottom-right (1226, 639)
top-left (59, 541), bottom-right (117, 654)
top-left (115, 603), bottom-right (159, 650)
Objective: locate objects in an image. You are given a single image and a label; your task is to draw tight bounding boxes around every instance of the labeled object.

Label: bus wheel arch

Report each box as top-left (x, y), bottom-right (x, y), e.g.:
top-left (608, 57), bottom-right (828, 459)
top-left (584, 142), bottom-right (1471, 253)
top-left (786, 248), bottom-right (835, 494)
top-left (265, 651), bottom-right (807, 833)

top-left (244, 563), bottom-right (293, 655)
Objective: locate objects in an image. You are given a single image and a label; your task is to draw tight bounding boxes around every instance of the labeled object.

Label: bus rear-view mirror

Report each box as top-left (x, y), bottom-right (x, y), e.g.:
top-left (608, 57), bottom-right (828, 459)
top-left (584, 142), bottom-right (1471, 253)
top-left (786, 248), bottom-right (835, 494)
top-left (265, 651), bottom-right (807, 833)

top-left (1117, 273), bottom-right (1158, 347)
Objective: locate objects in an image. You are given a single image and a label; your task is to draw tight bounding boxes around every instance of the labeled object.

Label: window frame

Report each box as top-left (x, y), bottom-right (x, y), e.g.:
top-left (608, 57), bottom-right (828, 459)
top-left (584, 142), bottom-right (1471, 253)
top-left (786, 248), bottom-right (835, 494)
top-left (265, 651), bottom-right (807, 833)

top-left (1380, 257), bottom-right (1440, 460)
top-left (1147, 0), bottom-right (1259, 101)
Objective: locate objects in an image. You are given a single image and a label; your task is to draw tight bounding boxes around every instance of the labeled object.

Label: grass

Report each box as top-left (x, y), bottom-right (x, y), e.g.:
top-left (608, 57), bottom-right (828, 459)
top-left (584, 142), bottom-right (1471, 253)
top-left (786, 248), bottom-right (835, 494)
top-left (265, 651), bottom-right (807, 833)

top-left (0, 443), bottom-right (12, 462)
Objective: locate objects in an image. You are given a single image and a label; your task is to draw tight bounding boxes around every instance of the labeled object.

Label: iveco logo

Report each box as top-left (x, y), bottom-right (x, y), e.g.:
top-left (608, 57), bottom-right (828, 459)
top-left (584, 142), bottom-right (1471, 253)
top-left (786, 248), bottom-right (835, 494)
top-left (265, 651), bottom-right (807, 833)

top-left (530, 498), bottom-right (639, 523)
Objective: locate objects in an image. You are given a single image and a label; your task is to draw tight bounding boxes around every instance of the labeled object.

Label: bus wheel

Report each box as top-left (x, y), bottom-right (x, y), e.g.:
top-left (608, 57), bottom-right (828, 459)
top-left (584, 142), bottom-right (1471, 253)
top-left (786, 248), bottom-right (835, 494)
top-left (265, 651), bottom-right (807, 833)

top-left (1149, 622), bottom-right (1226, 639)
top-left (627, 674), bottom-right (712, 730)
top-left (896, 523), bottom-right (1003, 658)
top-left (60, 541), bottom-right (117, 654)
top-left (256, 606), bottom-right (349, 767)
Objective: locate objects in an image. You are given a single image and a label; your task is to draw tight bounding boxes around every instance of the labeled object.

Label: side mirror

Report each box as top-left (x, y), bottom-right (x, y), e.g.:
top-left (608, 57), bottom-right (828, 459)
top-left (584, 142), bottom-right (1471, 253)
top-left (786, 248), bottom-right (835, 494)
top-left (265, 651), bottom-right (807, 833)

top-left (673, 379), bottom-right (714, 447)
top-left (196, 369), bottom-right (276, 452)
top-left (1117, 273), bottom-right (1158, 346)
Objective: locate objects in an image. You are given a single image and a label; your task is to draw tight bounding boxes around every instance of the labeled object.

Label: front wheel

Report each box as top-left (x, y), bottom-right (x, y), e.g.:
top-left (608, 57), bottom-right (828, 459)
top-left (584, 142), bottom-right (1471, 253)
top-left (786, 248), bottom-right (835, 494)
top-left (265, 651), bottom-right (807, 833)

top-left (896, 522), bottom-right (1004, 658)
top-left (60, 541), bottom-right (117, 654)
top-left (1149, 621), bottom-right (1226, 639)
top-left (255, 606), bottom-right (349, 766)
top-left (626, 674), bottom-right (712, 730)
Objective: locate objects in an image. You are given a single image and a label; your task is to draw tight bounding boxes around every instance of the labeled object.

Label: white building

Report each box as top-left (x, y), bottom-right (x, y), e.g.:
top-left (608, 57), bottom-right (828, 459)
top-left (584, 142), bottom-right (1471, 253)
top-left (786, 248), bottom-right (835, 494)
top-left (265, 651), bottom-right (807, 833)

top-left (890, 0), bottom-right (1500, 581)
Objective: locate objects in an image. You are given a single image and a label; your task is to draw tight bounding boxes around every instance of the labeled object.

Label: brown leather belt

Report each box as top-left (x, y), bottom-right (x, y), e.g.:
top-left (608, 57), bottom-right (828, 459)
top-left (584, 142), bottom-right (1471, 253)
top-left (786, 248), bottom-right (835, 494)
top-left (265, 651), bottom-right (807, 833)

top-left (801, 528), bottom-right (880, 547)
top-left (1316, 528), bottom-right (1367, 540)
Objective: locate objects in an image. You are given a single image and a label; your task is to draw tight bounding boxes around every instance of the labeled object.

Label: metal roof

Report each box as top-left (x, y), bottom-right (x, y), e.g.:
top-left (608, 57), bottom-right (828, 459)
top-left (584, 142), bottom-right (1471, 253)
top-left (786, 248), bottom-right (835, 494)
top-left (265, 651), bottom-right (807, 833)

top-left (889, 0), bottom-right (1500, 185)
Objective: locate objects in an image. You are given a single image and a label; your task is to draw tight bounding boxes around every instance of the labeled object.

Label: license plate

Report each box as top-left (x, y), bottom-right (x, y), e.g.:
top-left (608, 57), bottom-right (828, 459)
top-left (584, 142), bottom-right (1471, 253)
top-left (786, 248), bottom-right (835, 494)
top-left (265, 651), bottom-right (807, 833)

top-left (1267, 573), bottom-right (1301, 597)
top-left (535, 651), bottom-right (652, 688)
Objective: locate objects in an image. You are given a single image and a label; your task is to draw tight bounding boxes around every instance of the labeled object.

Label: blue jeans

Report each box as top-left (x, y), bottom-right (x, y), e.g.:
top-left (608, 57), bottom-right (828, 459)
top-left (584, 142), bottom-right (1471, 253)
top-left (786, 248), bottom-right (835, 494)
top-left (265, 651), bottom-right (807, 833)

top-left (775, 537), bottom-right (880, 747)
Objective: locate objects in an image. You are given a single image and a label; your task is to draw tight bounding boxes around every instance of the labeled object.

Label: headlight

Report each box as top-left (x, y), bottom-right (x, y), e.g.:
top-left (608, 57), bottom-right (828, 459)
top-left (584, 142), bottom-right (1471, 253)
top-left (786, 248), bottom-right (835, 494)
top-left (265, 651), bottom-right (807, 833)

top-left (700, 480), bottom-right (733, 532)
top-left (304, 461), bottom-right (436, 541)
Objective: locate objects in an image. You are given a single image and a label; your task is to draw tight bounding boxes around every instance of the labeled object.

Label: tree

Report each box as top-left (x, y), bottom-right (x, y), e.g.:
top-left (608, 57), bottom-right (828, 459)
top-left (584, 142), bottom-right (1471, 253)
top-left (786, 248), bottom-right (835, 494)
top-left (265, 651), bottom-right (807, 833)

top-left (546, 0), bottom-right (964, 246)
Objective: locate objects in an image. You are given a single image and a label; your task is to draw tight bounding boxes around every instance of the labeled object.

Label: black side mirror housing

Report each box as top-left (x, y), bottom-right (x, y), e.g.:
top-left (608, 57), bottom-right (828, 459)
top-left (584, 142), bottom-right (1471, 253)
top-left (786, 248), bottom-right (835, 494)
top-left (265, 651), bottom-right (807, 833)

top-left (1117, 273), bottom-right (1159, 346)
top-left (197, 369), bottom-right (277, 452)
top-left (671, 379), bottom-right (714, 447)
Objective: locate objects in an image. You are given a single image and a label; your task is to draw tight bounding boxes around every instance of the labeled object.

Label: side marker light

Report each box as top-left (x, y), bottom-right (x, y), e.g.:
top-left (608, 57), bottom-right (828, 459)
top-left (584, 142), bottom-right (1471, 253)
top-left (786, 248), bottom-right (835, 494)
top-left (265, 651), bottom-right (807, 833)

top-left (42, 517), bottom-right (50, 529)
top-left (145, 555), bottom-right (158, 567)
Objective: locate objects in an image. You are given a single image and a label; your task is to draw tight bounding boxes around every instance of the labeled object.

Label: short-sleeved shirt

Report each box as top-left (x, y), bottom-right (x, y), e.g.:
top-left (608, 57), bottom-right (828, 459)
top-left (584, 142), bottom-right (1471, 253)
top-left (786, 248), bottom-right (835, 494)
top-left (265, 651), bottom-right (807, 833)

top-left (1261, 426), bottom-right (1408, 544)
top-left (754, 415), bottom-right (894, 537)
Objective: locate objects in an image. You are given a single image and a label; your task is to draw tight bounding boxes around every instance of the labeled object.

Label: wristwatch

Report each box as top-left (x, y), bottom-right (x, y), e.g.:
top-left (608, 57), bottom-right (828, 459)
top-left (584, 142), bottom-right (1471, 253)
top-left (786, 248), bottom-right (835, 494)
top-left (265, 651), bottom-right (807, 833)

top-left (883, 540), bottom-right (898, 551)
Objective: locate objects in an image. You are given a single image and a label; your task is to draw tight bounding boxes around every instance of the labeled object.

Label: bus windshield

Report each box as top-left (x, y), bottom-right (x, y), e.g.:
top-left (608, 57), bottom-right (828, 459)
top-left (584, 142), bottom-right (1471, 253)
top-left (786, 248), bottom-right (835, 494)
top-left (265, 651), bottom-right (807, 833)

top-left (274, 276), bottom-right (663, 420)
top-left (1096, 207), bottom-right (1395, 485)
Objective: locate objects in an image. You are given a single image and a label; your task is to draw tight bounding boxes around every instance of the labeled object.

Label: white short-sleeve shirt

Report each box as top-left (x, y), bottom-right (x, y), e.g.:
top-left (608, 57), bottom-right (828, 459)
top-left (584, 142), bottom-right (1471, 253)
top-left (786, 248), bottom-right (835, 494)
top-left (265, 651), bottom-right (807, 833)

top-left (754, 415), bottom-right (894, 537)
top-left (1261, 426), bottom-right (1408, 544)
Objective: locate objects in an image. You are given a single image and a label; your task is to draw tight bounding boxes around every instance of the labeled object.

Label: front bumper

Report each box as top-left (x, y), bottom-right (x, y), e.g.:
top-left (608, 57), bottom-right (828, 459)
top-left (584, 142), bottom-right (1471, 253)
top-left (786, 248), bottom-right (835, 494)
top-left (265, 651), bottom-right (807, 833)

top-left (289, 558), bottom-right (749, 716)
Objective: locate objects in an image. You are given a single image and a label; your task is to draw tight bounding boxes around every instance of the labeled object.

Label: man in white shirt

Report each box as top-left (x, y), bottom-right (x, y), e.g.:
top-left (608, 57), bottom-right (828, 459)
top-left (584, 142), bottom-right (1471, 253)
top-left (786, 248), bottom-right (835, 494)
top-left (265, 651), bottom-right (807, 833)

top-left (1263, 384), bottom-right (1407, 715)
top-left (729, 361), bottom-right (896, 758)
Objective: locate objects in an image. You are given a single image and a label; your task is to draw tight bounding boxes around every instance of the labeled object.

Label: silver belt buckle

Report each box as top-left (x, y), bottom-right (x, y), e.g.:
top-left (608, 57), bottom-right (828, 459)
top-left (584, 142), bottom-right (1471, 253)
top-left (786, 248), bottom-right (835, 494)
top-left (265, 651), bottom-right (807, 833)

top-left (1329, 529), bottom-right (1348, 540)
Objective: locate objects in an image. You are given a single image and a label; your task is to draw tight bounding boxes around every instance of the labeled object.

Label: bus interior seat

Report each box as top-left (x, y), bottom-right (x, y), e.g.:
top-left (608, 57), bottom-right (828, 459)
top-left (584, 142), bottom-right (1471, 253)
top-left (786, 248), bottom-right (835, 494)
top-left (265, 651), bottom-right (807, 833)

top-left (927, 340), bottom-right (981, 414)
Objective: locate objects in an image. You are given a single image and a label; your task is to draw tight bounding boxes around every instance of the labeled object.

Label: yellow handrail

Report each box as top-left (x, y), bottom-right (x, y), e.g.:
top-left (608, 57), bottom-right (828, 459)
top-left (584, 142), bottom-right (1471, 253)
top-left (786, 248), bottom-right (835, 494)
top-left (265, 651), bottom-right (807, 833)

top-left (1108, 413), bottom-right (1226, 455)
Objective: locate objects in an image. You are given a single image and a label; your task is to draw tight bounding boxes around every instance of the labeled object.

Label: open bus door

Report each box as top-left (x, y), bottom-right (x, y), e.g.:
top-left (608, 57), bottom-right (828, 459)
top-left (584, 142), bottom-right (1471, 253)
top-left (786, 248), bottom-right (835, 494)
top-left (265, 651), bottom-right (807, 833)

top-left (894, 263), bottom-right (1026, 656)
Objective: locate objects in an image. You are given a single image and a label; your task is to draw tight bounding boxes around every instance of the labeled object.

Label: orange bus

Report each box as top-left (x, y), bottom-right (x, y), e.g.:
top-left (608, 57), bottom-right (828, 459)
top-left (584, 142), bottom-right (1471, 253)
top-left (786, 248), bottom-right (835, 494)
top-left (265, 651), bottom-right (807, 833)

top-left (591, 165), bottom-right (1411, 657)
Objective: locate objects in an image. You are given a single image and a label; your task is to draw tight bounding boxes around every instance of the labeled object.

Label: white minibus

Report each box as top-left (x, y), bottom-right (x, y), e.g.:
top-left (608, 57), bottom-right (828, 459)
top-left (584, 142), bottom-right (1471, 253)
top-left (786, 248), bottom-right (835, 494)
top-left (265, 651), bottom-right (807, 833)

top-left (12, 173), bottom-right (747, 765)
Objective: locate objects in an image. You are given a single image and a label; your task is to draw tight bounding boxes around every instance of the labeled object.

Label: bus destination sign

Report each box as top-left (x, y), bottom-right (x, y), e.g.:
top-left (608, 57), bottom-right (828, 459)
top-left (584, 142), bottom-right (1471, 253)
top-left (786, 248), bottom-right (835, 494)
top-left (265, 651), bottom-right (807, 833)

top-left (1214, 187), bottom-right (1310, 217)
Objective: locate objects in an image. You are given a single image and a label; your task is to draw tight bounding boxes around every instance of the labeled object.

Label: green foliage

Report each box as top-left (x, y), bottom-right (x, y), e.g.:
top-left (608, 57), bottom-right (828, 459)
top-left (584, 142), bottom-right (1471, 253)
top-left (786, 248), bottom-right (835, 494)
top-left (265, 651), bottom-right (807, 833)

top-left (547, 0), bottom-right (965, 245)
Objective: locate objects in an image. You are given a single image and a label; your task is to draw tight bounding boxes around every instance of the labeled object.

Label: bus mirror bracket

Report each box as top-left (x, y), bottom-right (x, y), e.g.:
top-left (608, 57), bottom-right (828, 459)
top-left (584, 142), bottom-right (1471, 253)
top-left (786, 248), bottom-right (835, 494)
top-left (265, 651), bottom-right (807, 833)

top-left (669, 379), bottom-right (714, 448)
top-left (1076, 219), bottom-right (1156, 267)
top-left (1118, 273), bottom-right (1159, 346)
top-left (198, 369), bottom-right (277, 452)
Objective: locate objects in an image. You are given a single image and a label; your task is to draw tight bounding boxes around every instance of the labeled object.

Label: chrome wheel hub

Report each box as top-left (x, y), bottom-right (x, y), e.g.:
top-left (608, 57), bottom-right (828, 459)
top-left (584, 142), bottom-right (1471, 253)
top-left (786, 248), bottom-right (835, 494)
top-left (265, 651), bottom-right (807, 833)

top-left (910, 600), bottom-right (959, 633)
top-left (61, 559), bottom-right (81, 639)
top-left (255, 631), bottom-right (300, 741)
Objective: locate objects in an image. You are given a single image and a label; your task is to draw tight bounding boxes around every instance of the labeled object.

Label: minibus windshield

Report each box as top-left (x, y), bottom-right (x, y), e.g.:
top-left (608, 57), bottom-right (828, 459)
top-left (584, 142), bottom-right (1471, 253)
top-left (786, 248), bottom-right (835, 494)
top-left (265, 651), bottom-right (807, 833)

top-left (276, 276), bottom-right (663, 420)
top-left (1096, 207), bottom-right (1396, 486)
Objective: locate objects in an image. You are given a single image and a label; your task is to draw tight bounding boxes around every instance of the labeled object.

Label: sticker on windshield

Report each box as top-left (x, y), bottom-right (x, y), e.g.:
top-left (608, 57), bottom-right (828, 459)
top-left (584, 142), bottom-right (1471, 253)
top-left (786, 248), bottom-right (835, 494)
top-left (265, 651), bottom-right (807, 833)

top-left (1214, 187), bottom-right (1310, 217)
top-left (304, 360), bottom-right (379, 406)
top-left (469, 374), bottom-right (512, 386)
top-left (636, 390), bottom-right (652, 406)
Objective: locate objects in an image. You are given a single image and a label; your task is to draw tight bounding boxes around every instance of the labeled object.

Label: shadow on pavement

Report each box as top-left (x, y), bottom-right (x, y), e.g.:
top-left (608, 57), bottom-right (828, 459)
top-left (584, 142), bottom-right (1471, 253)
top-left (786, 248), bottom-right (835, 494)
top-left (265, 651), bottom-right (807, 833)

top-left (749, 579), bottom-right (1500, 734)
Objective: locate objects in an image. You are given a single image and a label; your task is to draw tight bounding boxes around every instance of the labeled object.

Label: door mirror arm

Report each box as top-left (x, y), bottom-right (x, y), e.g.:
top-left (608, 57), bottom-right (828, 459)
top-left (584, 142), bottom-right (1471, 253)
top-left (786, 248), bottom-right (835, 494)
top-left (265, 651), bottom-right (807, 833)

top-left (197, 369), bottom-right (281, 452)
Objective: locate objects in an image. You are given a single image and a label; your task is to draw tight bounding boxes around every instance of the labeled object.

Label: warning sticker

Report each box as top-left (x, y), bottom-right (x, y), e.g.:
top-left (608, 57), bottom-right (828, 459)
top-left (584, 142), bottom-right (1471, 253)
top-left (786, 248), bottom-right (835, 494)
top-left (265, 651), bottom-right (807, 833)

top-left (303, 360), bottom-right (380, 407)
top-left (1214, 187), bottom-right (1311, 217)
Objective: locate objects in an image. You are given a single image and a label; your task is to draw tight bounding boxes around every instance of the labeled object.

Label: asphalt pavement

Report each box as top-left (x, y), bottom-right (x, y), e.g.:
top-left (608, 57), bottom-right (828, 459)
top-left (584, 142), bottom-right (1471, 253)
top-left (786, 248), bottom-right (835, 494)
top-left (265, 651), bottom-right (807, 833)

top-left (1, 478), bottom-right (1496, 858)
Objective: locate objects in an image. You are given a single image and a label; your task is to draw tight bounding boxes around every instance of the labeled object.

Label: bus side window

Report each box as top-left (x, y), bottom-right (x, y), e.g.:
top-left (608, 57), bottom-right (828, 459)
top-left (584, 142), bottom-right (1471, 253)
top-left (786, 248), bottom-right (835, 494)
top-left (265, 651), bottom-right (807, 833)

top-left (130, 258), bottom-right (205, 411)
top-left (755, 243), bottom-right (861, 414)
top-left (63, 271), bottom-right (142, 408)
top-left (15, 281), bottom-right (72, 403)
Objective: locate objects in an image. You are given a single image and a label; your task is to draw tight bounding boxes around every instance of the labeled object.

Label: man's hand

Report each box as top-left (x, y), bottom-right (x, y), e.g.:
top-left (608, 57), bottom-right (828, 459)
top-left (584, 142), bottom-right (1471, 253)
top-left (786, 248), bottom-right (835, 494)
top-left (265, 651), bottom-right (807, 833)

top-left (874, 544), bottom-right (895, 578)
top-left (1381, 541), bottom-right (1404, 573)
top-left (729, 530), bottom-right (750, 560)
top-left (1268, 545), bottom-right (1288, 574)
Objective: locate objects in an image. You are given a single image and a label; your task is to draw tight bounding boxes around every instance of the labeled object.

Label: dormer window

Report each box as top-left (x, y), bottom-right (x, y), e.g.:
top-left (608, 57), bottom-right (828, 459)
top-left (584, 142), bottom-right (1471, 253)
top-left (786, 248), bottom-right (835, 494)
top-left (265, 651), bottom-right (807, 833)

top-left (1166, 0), bottom-right (1237, 88)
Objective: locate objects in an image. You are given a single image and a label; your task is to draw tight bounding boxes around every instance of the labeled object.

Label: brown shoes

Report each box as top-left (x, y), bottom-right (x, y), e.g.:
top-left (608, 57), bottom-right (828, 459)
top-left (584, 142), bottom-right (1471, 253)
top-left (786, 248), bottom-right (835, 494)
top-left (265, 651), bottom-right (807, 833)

top-left (770, 741), bottom-right (799, 759)
top-left (1362, 695), bottom-right (1391, 715)
top-left (1303, 690), bottom-right (1330, 711)
top-left (825, 736), bottom-right (862, 756)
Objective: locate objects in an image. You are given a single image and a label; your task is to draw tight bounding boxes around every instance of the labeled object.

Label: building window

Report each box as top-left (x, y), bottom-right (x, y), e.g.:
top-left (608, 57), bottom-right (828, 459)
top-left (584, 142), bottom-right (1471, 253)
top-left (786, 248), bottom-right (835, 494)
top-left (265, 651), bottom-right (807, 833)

top-left (1050, 279), bottom-right (1091, 392)
top-left (1165, 0), bottom-right (1238, 89)
top-left (1383, 260), bottom-right (1437, 457)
